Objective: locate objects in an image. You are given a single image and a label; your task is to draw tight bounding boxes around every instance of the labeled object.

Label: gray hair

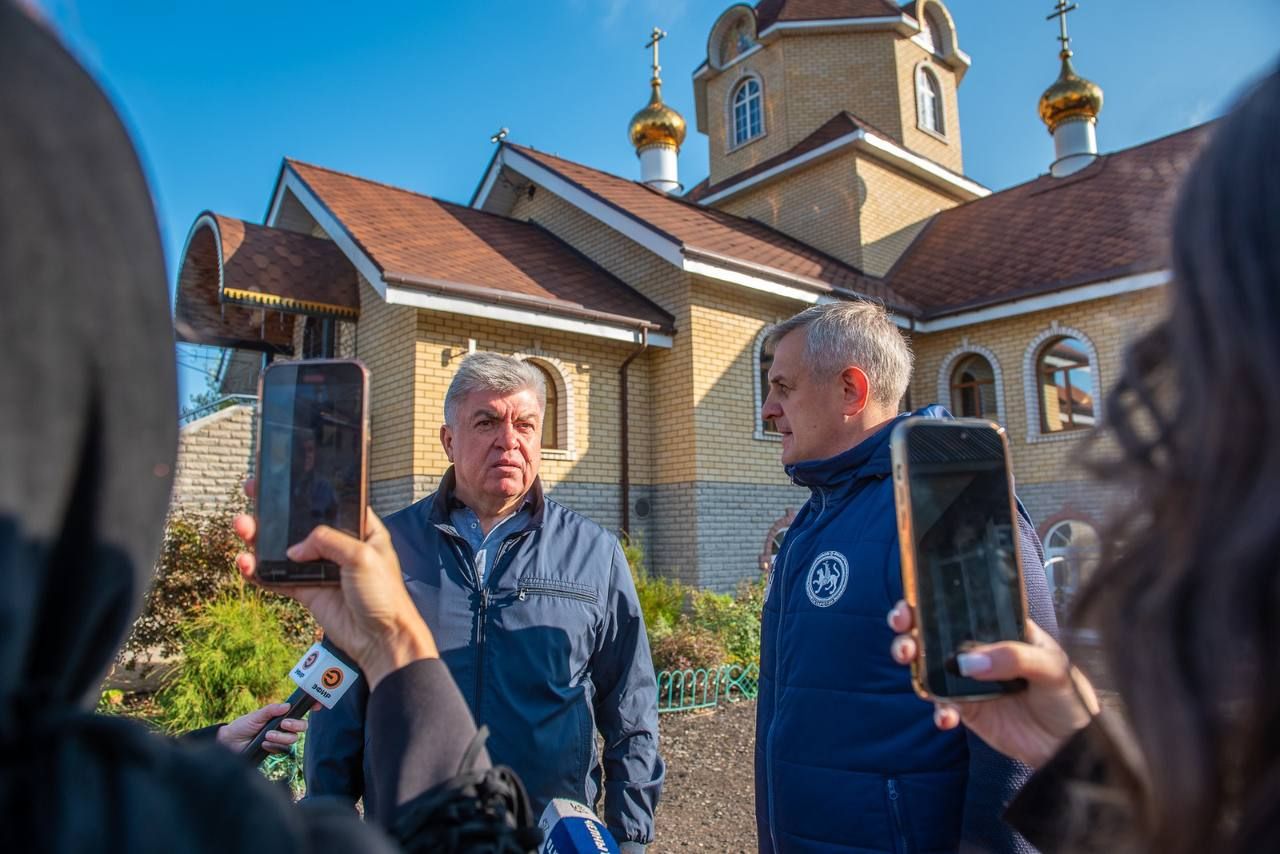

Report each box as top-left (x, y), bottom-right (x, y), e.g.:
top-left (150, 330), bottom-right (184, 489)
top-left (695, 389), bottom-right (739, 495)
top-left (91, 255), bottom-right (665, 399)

top-left (444, 352), bottom-right (546, 426)
top-left (765, 300), bottom-right (914, 407)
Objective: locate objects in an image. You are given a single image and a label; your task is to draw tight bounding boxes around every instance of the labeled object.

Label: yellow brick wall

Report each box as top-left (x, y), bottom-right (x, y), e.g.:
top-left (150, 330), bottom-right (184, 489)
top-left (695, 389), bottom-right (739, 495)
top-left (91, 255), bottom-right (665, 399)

top-left (780, 32), bottom-right (904, 147)
top-left (353, 275), bottom-right (418, 484)
top-left (509, 181), bottom-right (700, 486)
top-left (909, 287), bottom-right (1168, 487)
top-left (688, 276), bottom-right (806, 484)
top-left (855, 155), bottom-right (958, 276)
top-left (893, 39), bottom-right (964, 174)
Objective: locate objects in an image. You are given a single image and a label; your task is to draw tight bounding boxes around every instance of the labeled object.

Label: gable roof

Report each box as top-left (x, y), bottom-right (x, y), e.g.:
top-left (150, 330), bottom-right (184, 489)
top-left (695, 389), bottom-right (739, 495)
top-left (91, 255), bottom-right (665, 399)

top-left (284, 160), bottom-right (673, 333)
top-left (755, 0), bottom-right (907, 30)
top-left (685, 111), bottom-right (983, 206)
top-left (886, 124), bottom-right (1212, 318)
top-left (496, 143), bottom-right (911, 309)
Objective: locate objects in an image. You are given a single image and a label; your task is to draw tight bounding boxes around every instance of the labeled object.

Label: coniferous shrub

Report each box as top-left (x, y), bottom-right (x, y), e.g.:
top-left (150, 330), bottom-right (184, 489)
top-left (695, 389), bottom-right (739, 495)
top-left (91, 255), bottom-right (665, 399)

top-left (649, 624), bottom-right (728, 673)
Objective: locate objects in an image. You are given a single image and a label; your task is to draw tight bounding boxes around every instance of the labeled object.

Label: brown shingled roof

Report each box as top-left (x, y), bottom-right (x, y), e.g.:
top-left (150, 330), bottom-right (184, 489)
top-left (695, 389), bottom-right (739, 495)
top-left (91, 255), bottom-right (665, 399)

top-left (685, 112), bottom-right (902, 203)
top-left (504, 144), bottom-right (908, 308)
top-left (755, 0), bottom-right (906, 30)
top-left (887, 124), bottom-right (1213, 317)
top-left (174, 212), bottom-right (358, 352)
top-left (286, 160), bottom-right (673, 331)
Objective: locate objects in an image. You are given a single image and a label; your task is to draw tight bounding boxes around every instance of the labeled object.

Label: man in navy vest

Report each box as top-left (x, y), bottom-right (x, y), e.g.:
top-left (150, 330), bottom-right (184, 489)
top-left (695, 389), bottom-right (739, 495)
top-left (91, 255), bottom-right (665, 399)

top-left (755, 301), bottom-right (1057, 853)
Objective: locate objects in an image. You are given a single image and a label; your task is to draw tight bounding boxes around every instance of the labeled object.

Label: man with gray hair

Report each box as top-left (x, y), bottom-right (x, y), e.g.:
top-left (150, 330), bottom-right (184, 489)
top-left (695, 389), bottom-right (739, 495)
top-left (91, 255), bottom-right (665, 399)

top-left (753, 301), bottom-right (1057, 853)
top-left (306, 352), bottom-right (664, 852)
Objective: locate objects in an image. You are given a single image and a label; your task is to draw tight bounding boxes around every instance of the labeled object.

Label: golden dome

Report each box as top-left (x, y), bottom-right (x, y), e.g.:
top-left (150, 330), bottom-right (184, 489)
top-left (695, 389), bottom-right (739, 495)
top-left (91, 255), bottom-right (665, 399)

top-left (1039, 51), bottom-right (1103, 133)
top-left (629, 79), bottom-right (687, 152)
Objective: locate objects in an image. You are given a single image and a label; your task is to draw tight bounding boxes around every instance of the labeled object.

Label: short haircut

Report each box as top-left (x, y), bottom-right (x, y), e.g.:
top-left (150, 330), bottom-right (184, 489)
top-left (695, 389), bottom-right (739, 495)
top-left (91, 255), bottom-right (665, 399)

top-left (765, 300), bottom-right (914, 407)
top-left (443, 352), bottom-right (546, 426)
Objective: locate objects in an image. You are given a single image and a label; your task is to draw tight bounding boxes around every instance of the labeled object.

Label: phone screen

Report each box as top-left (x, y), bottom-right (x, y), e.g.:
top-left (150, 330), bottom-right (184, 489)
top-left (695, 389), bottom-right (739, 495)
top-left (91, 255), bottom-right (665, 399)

top-left (901, 422), bottom-right (1025, 699)
top-left (256, 361), bottom-right (365, 583)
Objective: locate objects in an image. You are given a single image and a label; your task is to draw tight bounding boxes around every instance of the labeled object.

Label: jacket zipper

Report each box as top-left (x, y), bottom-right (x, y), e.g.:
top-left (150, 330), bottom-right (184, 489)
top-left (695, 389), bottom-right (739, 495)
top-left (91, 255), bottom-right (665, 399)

top-left (517, 586), bottom-right (596, 603)
top-left (887, 778), bottom-right (910, 854)
top-left (766, 485), bottom-right (828, 850)
top-left (472, 531), bottom-right (533, 709)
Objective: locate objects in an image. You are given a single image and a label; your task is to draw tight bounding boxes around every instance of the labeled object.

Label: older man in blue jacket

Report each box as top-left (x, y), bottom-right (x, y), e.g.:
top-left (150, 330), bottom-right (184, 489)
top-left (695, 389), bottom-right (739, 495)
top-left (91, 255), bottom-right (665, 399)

top-left (756, 302), bottom-right (1057, 853)
top-left (305, 353), bottom-right (663, 852)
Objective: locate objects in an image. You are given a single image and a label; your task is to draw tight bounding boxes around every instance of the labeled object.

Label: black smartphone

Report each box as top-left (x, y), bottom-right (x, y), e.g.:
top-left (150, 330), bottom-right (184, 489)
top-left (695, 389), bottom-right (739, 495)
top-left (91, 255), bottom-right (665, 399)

top-left (254, 359), bottom-right (369, 585)
top-left (891, 417), bottom-right (1028, 701)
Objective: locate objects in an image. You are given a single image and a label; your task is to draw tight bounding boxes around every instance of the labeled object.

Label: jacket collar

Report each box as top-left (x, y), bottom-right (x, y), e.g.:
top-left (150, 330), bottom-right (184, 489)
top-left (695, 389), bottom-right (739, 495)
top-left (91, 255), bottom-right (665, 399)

top-left (427, 467), bottom-right (546, 530)
top-left (783, 405), bottom-right (952, 490)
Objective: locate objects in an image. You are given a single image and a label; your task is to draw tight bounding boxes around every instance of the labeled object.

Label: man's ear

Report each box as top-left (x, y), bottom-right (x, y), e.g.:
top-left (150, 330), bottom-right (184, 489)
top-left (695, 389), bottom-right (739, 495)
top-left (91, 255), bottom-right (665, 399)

top-left (839, 366), bottom-right (871, 418)
top-left (440, 424), bottom-right (454, 462)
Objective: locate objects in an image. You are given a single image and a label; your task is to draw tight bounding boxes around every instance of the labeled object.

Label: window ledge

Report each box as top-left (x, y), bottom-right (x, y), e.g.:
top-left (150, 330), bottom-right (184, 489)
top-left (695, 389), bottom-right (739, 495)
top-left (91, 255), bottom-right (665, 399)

top-left (540, 448), bottom-right (577, 461)
top-left (1025, 428), bottom-right (1093, 445)
top-left (754, 430), bottom-right (783, 443)
top-left (916, 122), bottom-right (948, 143)
top-left (727, 131), bottom-right (768, 155)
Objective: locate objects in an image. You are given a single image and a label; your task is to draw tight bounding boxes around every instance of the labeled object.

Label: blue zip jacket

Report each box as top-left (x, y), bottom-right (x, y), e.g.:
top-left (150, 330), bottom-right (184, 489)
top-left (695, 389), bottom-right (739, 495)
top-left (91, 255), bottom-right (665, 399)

top-left (304, 471), bottom-right (664, 846)
top-left (755, 407), bottom-right (1058, 853)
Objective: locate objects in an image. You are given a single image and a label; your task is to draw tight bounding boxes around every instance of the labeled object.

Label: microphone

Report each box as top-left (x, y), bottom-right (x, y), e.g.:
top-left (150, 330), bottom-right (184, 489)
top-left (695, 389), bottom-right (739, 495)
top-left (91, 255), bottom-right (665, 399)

top-left (537, 799), bottom-right (620, 854)
top-left (243, 637), bottom-right (360, 765)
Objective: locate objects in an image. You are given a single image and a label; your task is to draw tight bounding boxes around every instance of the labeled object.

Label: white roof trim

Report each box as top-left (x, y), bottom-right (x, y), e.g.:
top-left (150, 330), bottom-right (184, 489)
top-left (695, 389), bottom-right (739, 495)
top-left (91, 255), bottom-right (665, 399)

top-left (267, 167), bottom-right (388, 298)
top-left (914, 269), bottom-right (1171, 333)
top-left (483, 146), bottom-right (867, 305)
top-left (758, 16), bottom-right (911, 39)
top-left (385, 285), bottom-right (672, 348)
top-left (696, 127), bottom-right (988, 206)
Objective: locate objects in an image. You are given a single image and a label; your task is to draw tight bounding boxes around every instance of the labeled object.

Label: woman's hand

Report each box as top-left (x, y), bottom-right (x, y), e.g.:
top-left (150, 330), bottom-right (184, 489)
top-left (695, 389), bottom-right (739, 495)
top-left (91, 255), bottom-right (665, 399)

top-left (887, 600), bottom-right (1099, 769)
top-left (215, 702), bottom-right (309, 754)
top-left (235, 481), bottom-right (437, 690)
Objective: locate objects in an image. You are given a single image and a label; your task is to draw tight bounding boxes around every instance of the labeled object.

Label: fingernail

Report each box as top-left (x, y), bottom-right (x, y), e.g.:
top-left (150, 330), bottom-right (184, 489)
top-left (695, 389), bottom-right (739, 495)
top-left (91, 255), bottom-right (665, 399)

top-left (957, 652), bottom-right (992, 676)
top-left (886, 604), bottom-right (901, 628)
top-left (286, 544), bottom-right (302, 559)
top-left (933, 707), bottom-right (947, 728)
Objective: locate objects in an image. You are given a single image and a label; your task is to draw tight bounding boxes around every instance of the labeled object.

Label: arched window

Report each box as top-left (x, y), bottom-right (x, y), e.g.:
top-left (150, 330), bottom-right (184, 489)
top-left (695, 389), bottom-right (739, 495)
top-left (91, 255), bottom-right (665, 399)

top-left (732, 78), bottom-right (764, 147)
top-left (1044, 520), bottom-right (1101, 608)
top-left (950, 354), bottom-right (997, 419)
top-left (529, 361), bottom-right (561, 449)
top-left (758, 331), bottom-right (779, 435)
top-left (915, 66), bottom-right (943, 135)
top-left (719, 19), bottom-right (754, 65)
top-left (1036, 336), bottom-right (1095, 433)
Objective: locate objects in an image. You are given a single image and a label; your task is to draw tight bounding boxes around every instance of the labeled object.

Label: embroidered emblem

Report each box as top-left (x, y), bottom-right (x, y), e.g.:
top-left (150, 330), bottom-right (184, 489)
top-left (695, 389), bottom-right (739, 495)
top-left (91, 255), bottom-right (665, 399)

top-left (806, 550), bottom-right (848, 607)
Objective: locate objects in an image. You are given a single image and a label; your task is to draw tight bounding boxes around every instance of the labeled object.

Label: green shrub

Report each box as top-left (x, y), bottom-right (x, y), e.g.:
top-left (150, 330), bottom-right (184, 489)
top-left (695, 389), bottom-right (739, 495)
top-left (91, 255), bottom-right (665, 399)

top-left (650, 624), bottom-right (728, 673)
top-left (120, 495), bottom-right (318, 672)
top-left (155, 590), bottom-right (306, 734)
top-left (261, 730), bottom-right (307, 799)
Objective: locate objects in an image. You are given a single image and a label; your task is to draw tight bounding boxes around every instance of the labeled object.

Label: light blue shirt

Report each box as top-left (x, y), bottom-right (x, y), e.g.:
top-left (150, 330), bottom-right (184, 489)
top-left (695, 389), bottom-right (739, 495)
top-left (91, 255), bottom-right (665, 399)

top-left (448, 500), bottom-right (532, 584)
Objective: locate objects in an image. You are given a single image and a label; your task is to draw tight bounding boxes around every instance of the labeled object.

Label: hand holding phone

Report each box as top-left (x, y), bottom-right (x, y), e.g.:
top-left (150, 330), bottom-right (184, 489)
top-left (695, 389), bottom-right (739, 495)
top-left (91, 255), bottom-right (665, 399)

top-left (891, 417), bottom-right (1027, 701)
top-left (255, 359), bottom-right (369, 585)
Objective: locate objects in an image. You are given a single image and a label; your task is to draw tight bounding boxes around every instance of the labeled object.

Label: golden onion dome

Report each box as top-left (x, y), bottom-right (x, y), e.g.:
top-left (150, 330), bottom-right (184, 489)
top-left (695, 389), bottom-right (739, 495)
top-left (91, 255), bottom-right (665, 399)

top-left (628, 79), bottom-right (687, 152)
top-left (1039, 51), bottom-right (1103, 133)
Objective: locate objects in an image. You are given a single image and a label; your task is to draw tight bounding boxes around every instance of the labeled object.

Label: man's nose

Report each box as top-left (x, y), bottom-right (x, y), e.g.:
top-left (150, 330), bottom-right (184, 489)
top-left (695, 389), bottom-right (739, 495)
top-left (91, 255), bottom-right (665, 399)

top-left (761, 394), bottom-right (780, 422)
top-left (495, 420), bottom-right (520, 448)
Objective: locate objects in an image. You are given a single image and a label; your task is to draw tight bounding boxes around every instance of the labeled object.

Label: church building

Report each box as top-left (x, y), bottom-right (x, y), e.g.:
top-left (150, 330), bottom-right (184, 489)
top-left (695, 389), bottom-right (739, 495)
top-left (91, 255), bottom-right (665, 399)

top-left (173, 0), bottom-right (1209, 606)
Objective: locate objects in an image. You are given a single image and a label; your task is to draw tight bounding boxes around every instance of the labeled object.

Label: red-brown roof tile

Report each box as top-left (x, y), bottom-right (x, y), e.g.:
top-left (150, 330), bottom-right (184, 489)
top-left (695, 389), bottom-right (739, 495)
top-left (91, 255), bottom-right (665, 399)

top-left (505, 144), bottom-right (908, 308)
top-left (887, 124), bottom-right (1213, 317)
top-left (755, 0), bottom-right (906, 30)
top-left (287, 160), bottom-right (673, 331)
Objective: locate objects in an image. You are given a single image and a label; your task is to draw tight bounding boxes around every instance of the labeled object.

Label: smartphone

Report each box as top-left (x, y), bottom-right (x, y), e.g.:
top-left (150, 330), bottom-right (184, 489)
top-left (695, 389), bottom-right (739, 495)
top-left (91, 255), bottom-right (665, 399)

top-left (891, 417), bottom-right (1028, 701)
top-left (254, 359), bottom-right (369, 585)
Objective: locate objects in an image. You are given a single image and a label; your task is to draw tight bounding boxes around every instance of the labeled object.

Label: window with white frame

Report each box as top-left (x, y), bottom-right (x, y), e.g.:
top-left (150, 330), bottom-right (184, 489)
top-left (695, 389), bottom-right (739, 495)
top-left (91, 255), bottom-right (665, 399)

top-left (1036, 336), bottom-right (1095, 433)
top-left (757, 331), bottom-right (779, 436)
top-left (732, 78), bottom-right (764, 147)
top-left (1044, 520), bottom-right (1101, 608)
top-left (916, 66), bottom-right (944, 135)
top-left (950, 353), bottom-right (997, 419)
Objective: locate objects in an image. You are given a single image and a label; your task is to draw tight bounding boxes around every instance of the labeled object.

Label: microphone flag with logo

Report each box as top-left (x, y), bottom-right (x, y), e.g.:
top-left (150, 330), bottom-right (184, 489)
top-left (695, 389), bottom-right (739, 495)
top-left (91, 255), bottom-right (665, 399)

top-left (243, 637), bottom-right (359, 765)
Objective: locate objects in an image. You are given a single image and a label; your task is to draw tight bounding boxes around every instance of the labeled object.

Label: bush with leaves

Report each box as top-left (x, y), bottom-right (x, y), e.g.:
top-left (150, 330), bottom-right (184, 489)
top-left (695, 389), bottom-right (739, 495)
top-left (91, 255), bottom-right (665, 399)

top-left (119, 494), bottom-right (318, 672)
top-left (623, 534), bottom-right (688, 646)
top-left (155, 588), bottom-right (308, 734)
top-left (649, 623), bottom-right (728, 673)
top-left (690, 574), bottom-right (765, 667)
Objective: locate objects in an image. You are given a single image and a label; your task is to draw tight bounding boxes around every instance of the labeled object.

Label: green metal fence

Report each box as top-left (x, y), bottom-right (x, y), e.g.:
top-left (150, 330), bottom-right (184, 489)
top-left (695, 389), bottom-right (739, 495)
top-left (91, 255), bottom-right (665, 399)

top-left (656, 662), bottom-right (759, 714)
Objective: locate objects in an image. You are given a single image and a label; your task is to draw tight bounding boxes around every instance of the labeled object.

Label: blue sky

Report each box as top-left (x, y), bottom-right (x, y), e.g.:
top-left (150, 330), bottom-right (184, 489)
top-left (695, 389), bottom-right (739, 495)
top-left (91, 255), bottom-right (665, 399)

top-left (34, 0), bottom-right (1279, 405)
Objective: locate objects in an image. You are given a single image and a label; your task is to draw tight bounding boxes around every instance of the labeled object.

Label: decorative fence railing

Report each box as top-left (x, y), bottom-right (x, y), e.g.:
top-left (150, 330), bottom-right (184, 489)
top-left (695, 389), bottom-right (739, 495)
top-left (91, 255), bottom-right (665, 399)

top-left (656, 663), bottom-right (759, 714)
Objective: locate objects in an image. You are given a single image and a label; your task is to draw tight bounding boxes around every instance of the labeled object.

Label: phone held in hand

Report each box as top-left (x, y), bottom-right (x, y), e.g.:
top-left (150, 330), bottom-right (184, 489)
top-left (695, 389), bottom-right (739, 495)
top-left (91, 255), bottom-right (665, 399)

top-left (891, 417), bottom-right (1028, 701)
top-left (254, 359), bottom-right (369, 585)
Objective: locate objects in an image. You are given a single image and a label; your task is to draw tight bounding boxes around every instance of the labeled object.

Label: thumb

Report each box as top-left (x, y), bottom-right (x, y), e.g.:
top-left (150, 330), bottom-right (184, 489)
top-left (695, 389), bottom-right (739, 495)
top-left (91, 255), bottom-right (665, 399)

top-left (956, 640), bottom-right (1069, 683)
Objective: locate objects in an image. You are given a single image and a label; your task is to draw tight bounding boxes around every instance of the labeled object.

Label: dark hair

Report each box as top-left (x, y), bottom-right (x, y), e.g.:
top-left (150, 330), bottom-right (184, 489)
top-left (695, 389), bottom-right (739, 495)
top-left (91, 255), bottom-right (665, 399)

top-left (1077, 67), bottom-right (1280, 854)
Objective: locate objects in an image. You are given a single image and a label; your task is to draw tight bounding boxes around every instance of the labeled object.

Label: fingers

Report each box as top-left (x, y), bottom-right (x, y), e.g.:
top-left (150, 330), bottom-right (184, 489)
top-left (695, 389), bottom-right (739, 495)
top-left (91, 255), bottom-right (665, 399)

top-left (933, 703), bottom-right (961, 730)
top-left (887, 600), bottom-right (915, 633)
top-left (955, 638), bottom-right (1070, 684)
top-left (891, 634), bottom-right (917, 665)
top-left (286, 524), bottom-right (373, 568)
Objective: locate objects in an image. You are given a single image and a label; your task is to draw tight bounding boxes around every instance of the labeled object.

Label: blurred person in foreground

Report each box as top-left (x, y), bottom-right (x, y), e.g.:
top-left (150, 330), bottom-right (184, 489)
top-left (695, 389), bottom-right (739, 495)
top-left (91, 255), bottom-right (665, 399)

top-left (889, 66), bottom-right (1280, 854)
top-left (0, 3), bottom-right (531, 851)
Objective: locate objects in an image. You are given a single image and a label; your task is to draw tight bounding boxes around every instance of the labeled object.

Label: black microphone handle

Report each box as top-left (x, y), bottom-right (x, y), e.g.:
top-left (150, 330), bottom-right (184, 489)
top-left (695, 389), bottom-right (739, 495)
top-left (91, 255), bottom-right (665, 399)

top-left (243, 686), bottom-right (315, 766)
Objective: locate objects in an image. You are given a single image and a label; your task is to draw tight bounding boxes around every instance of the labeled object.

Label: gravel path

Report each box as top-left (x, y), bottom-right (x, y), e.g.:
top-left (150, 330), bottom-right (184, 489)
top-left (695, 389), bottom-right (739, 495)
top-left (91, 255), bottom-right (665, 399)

top-left (652, 700), bottom-right (757, 853)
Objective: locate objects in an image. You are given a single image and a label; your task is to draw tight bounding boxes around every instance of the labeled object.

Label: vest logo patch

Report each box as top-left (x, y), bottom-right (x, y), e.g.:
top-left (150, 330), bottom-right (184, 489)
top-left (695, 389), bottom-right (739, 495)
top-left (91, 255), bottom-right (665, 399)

top-left (806, 550), bottom-right (848, 608)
